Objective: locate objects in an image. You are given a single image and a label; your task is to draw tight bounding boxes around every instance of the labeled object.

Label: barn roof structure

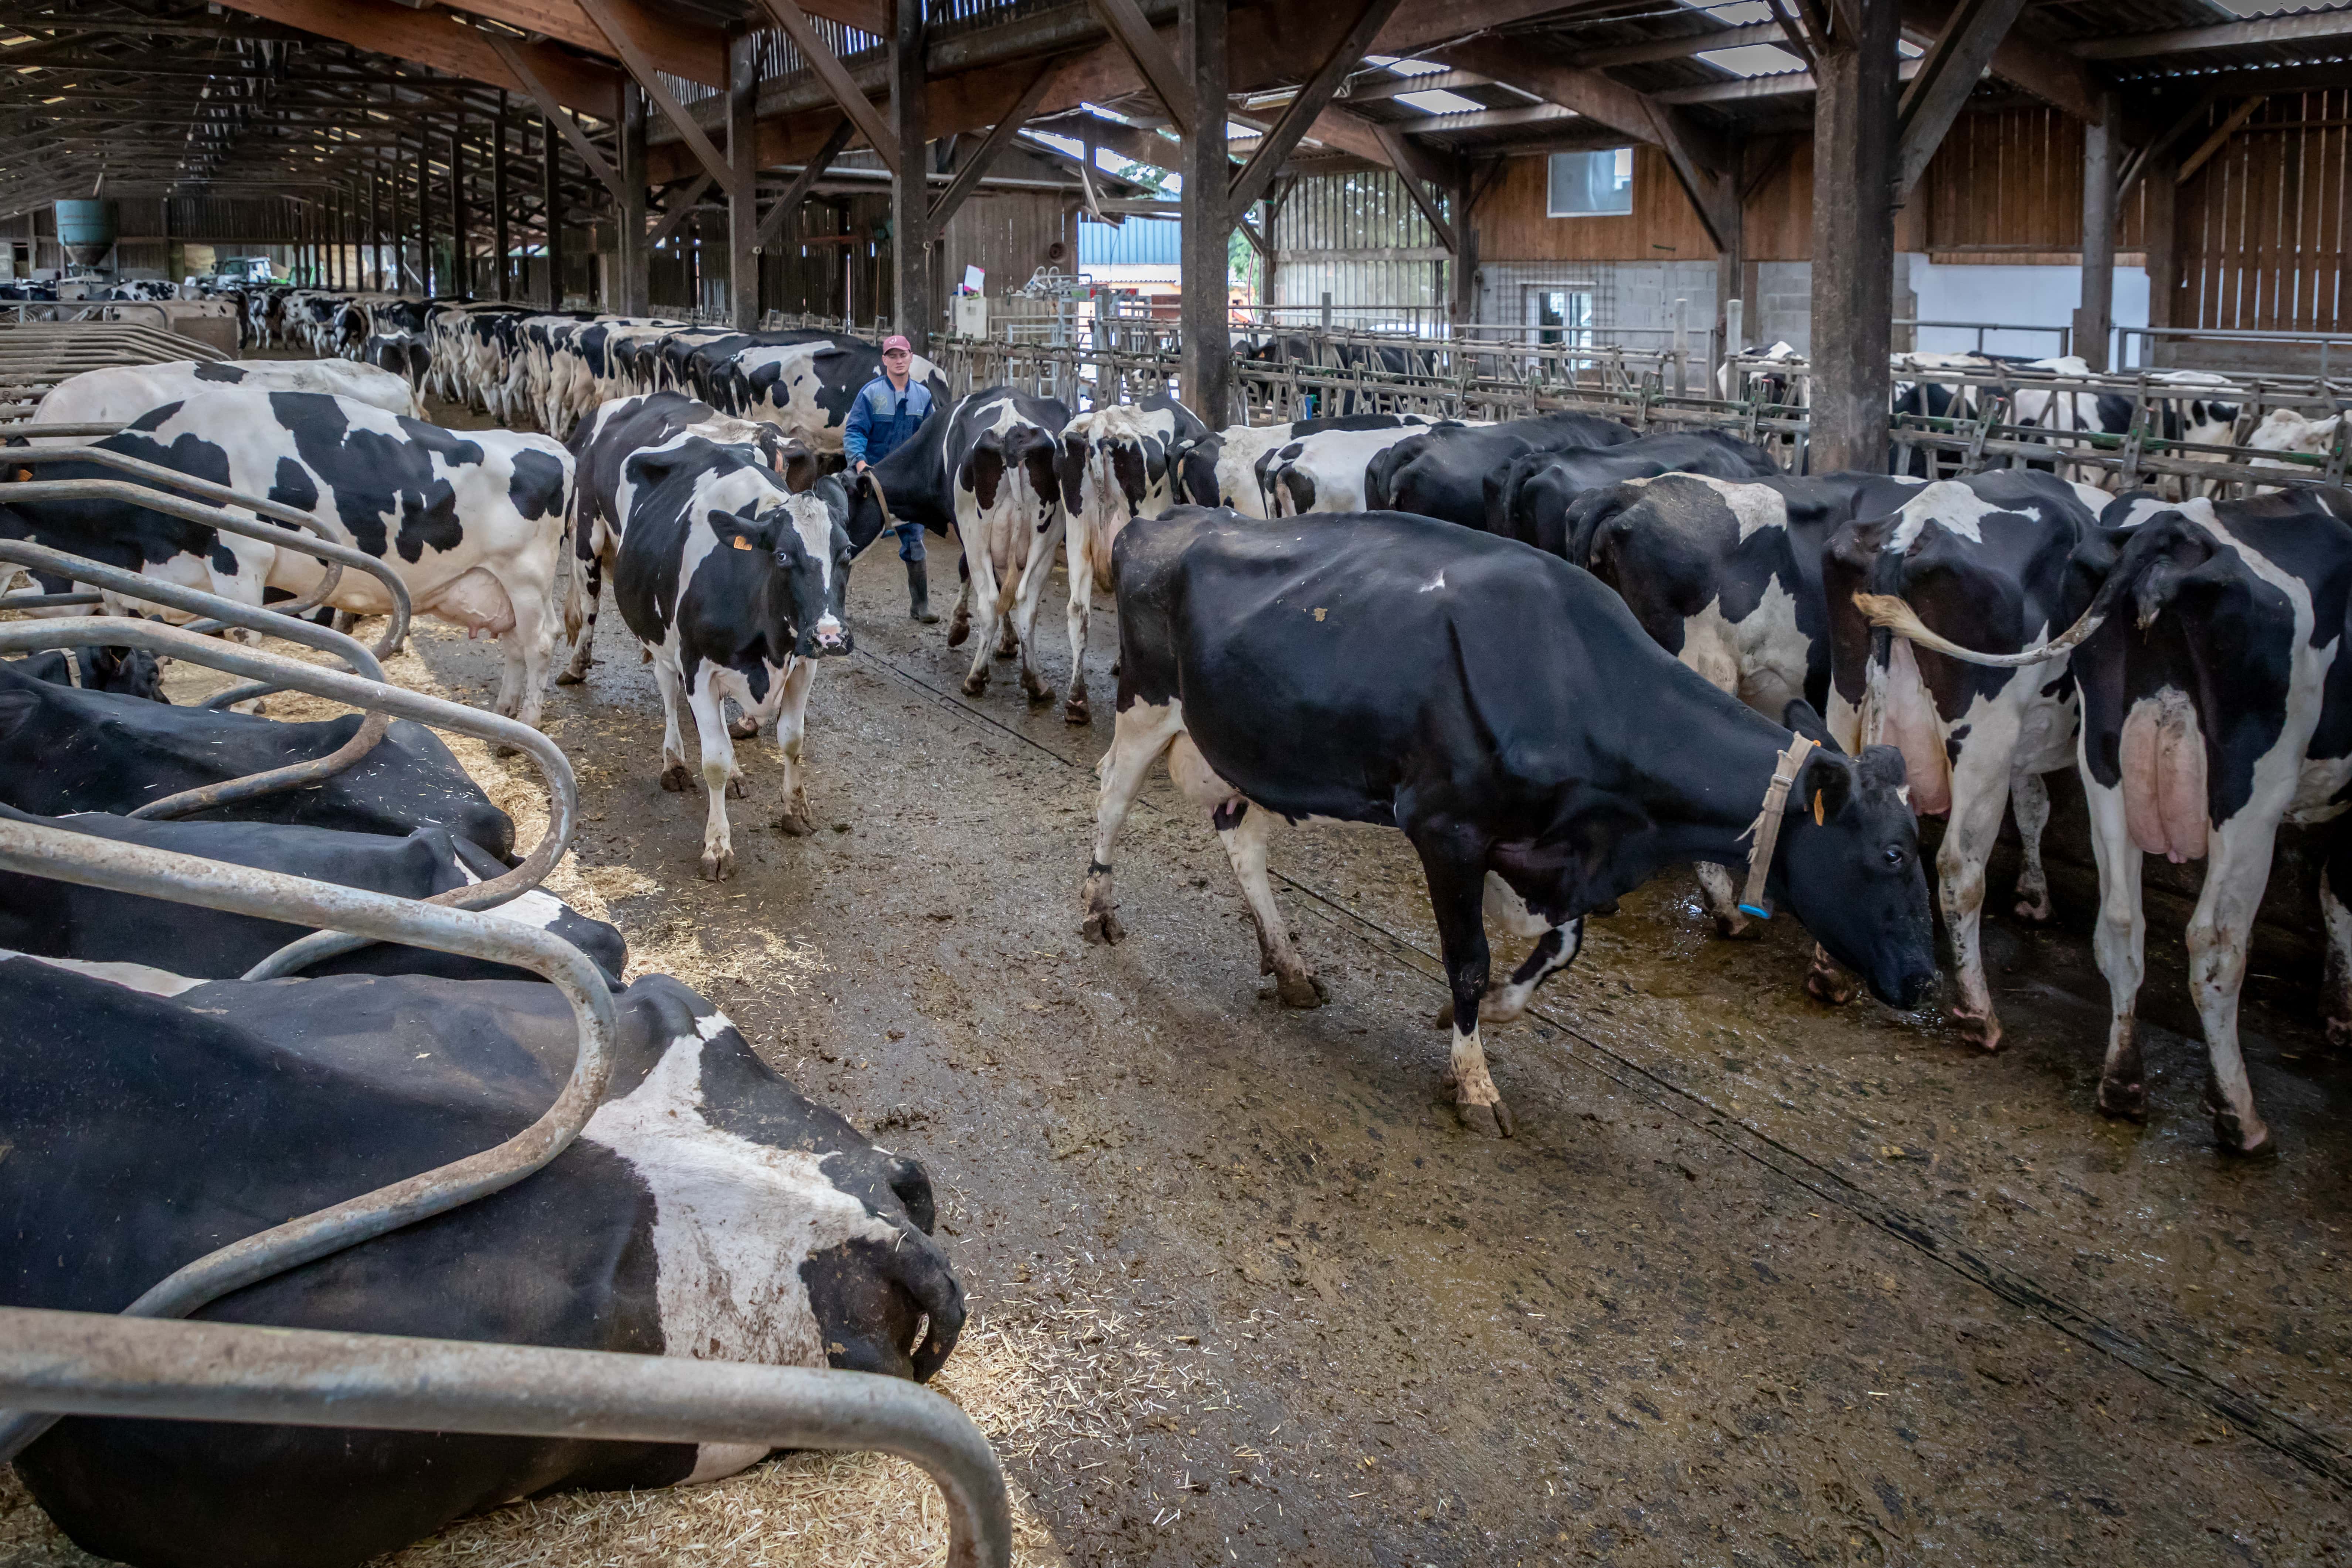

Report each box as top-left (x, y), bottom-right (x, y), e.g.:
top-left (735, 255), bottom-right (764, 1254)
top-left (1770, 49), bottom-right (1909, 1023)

top-left (4, 0), bottom-right (2350, 444)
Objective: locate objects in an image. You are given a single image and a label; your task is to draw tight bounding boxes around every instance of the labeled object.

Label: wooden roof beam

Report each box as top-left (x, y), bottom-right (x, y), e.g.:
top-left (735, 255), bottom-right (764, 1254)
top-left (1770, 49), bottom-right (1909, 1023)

top-left (208, 0), bottom-right (622, 118)
top-left (1081, 0), bottom-right (1196, 133)
top-left (1894, 0), bottom-right (2027, 195)
top-left (1429, 37), bottom-right (1730, 172)
top-left (1230, 0), bottom-right (1406, 212)
top-left (748, 0), bottom-right (900, 172)
top-left (2077, 10), bottom-right (2352, 61)
top-left (436, 0), bottom-right (725, 86)
top-left (1897, 0), bottom-right (2099, 123)
top-left (575, 0), bottom-right (740, 194)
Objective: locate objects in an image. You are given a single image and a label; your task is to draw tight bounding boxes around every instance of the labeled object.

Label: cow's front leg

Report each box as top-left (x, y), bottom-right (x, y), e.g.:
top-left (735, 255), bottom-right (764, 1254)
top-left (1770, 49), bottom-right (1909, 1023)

top-left (1695, 863), bottom-right (1749, 938)
top-left (1410, 824), bottom-right (1512, 1137)
top-left (1063, 528), bottom-right (1094, 724)
top-left (1011, 521), bottom-right (1064, 705)
top-left (687, 669), bottom-right (742, 881)
top-left (1937, 738), bottom-right (2014, 1051)
top-left (771, 659), bottom-right (818, 837)
top-left (1081, 698), bottom-right (1184, 944)
top-left (1448, 874), bottom-right (1581, 1025)
top-left (652, 650), bottom-right (694, 793)
top-left (2012, 769), bottom-right (2056, 922)
top-left (2189, 813), bottom-right (2283, 1156)
top-left (498, 572), bottom-right (554, 736)
top-left (2084, 774), bottom-right (2149, 1122)
top-left (1170, 739), bottom-right (1324, 1007)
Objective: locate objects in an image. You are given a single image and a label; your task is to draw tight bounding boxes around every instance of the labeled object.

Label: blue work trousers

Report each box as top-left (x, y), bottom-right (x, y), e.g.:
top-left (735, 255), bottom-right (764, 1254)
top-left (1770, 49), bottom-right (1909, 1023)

top-left (895, 523), bottom-right (926, 564)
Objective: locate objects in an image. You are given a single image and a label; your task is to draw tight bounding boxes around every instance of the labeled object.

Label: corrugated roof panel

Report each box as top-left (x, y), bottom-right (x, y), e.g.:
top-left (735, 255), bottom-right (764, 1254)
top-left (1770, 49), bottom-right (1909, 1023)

top-left (1078, 217), bottom-right (1182, 266)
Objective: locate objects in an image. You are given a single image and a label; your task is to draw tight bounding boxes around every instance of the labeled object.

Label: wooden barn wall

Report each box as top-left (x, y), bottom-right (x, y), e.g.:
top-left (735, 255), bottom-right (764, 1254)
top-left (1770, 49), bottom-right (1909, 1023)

top-left (1918, 107), bottom-right (2148, 255)
top-left (2176, 90), bottom-right (2352, 334)
top-left (1474, 143), bottom-right (1719, 262)
top-left (933, 189), bottom-right (1075, 311)
top-left (1267, 169), bottom-right (1444, 312)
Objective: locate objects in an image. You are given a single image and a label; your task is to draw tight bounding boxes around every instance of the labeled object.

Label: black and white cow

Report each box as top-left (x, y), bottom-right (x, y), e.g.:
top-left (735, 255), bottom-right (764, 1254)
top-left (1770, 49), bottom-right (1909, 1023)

top-left (1363, 411), bottom-right (1638, 529)
top-left (2246, 407), bottom-right (2344, 490)
top-left (29, 358), bottom-right (420, 429)
top-left (10, 644), bottom-right (169, 701)
top-left (1567, 470), bottom-right (1928, 945)
top-left (2009, 358), bottom-right (2244, 495)
top-left (561, 391), bottom-right (815, 686)
top-left (1863, 487), bottom-right (2352, 1152)
top-left (842, 386), bottom-right (1071, 702)
top-left (0, 803), bottom-right (624, 986)
top-left (1081, 507), bottom-right (1936, 1136)
top-left (1211, 413), bottom-right (1441, 517)
top-left (0, 389), bottom-right (573, 730)
top-left (1822, 470), bottom-right (2114, 1048)
top-left (708, 333), bottom-right (950, 454)
top-left (1, 958), bottom-right (962, 1568)
top-left (1255, 419), bottom-right (1468, 517)
top-left (612, 436), bottom-right (854, 879)
top-left (361, 330), bottom-right (434, 397)
top-left (1489, 429), bottom-right (1780, 553)
top-left (1055, 394), bottom-right (1216, 724)
top-left (0, 658), bottom-right (515, 856)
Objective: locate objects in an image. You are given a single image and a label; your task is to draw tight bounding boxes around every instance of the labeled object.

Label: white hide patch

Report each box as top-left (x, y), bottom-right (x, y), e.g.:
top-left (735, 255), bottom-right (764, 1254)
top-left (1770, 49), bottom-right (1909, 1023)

top-left (1676, 473), bottom-right (1793, 541)
top-left (579, 1013), bottom-right (902, 1375)
top-left (1888, 480), bottom-right (2036, 550)
top-left (1679, 576), bottom-right (1809, 714)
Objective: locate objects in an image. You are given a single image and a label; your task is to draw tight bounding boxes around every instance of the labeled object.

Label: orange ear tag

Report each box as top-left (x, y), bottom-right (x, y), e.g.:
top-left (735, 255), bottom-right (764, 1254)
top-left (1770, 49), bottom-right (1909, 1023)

top-left (731, 535), bottom-right (753, 551)
top-left (1812, 791), bottom-right (1825, 826)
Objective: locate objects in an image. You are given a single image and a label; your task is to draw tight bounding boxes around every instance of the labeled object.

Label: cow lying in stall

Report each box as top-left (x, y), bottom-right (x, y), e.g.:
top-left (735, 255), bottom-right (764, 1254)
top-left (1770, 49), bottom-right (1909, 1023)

top-left (844, 387), bottom-right (1072, 704)
top-left (27, 358), bottom-right (422, 429)
top-left (562, 390), bottom-right (816, 687)
top-left (0, 388), bottom-right (573, 731)
top-left (10, 644), bottom-right (168, 701)
top-left (1820, 470), bottom-right (2114, 1048)
top-left (1860, 486), bottom-right (2352, 1154)
top-left (1081, 507), bottom-right (1936, 1137)
top-left (0, 657), bottom-right (516, 856)
top-left (609, 426), bottom-right (855, 878)
top-left (1, 958), bottom-right (963, 1568)
top-left (1056, 394), bottom-right (1218, 724)
top-left (0, 803), bottom-right (624, 986)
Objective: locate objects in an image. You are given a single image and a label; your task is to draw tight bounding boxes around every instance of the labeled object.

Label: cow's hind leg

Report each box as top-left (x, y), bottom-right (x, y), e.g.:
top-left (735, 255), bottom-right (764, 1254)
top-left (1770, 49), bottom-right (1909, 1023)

top-left (1938, 737), bottom-right (2015, 1051)
top-left (1063, 530), bottom-right (1094, 724)
top-left (1410, 823), bottom-right (1512, 1137)
top-left (1081, 698), bottom-right (1184, 944)
top-left (771, 659), bottom-right (818, 837)
top-left (1169, 739), bottom-right (1324, 1007)
top-left (2188, 812), bottom-right (2285, 1156)
top-left (946, 555), bottom-right (973, 647)
top-left (652, 650), bottom-right (694, 793)
top-left (496, 572), bottom-right (555, 735)
top-left (687, 668), bottom-right (742, 881)
top-left (2084, 774), bottom-right (2150, 1122)
top-left (959, 545), bottom-right (1005, 697)
top-left (2012, 769), bottom-right (2056, 922)
top-left (558, 537), bottom-right (605, 684)
top-left (1012, 522), bottom-right (1064, 705)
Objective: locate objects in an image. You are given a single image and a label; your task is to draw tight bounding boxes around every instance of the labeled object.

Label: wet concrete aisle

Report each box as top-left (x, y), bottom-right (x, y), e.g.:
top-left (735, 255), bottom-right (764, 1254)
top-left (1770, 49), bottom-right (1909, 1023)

top-left (452, 542), bottom-right (2351, 1567)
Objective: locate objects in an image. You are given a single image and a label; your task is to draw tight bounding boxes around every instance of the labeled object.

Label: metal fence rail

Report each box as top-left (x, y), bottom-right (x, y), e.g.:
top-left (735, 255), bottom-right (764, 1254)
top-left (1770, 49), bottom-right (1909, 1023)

top-left (0, 1307), bottom-right (1011, 1568)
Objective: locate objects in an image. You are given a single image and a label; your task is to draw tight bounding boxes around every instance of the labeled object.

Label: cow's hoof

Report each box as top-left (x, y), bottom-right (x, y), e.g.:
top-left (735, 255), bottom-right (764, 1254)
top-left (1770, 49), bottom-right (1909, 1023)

top-left (555, 667), bottom-right (587, 686)
top-left (961, 674), bottom-right (988, 697)
top-left (1951, 1008), bottom-right (2004, 1053)
top-left (728, 713), bottom-right (759, 740)
top-left (1081, 907), bottom-right (1125, 945)
top-left (1804, 955), bottom-right (1860, 1006)
top-left (1063, 698), bottom-right (1091, 725)
top-left (1450, 1092), bottom-right (1514, 1139)
top-left (778, 809), bottom-right (815, 837)
top-left (1024, 682), bottom-right (1054, 707)
top-left (725, 775), bottom-right (747, 800)
top-left (2213, 1110), bottom-right (2276, 1158)
top-left (995, 645), bottom-right (1018, 663)
top-left (2013, 892), bottom-right (2054, 923)
top-left (660, 763), bottom-right (692, 792)
top-left (701, 848), bottom-right (735, 882)
top-left (2096, 1075), bottom-right (2147, 1122)
top-left (1711, 910), bottom-right (1750, 940)
top-left (1276, 971), bottom-right (1329, 1009)
top-left (946, 620), bottom-right (970, 648)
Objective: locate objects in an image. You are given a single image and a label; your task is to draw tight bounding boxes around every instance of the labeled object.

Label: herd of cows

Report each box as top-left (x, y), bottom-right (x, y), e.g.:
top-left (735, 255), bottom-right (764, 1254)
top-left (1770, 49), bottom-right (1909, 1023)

top-left (2, 284), bottom-right (2350, 1564)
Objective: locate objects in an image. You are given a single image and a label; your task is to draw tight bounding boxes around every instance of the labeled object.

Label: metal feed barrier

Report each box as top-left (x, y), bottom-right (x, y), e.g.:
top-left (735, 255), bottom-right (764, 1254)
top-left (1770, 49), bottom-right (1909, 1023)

top-left (0, 317), bottom-right (226, 416)
top-left (0, 452), bottom-right (1012, 1562)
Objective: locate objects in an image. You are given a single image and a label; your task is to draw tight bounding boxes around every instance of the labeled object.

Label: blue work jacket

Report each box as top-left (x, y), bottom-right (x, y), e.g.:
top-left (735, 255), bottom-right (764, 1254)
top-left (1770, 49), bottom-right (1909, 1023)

top-left (843, 374), bottom-right (934, 466)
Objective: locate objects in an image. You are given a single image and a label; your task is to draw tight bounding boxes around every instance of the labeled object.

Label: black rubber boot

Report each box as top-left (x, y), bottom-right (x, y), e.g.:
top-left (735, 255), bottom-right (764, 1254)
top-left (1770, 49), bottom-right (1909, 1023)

top-left (907, 558), bottom-right (939, 623)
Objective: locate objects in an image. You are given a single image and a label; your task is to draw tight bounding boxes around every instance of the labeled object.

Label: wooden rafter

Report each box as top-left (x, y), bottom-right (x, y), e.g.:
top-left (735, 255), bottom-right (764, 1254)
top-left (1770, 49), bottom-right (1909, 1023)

top-left (756, 114), bottom-right (855, 248)
top-left (748, 0), bottom-right (900, 173)
top-left (926, 55), bottom-right (1067, 234)
top-left (1081, 0), bottom-right (1196, 134)
top-left (1229, 0), bottom-right (1406, 214)
top-left (486, 33), bottom-right (624, 200)
top-left (1894, 0), bottom-right (2027, 195)
top-left (574, 0), bottom-right (740, 195)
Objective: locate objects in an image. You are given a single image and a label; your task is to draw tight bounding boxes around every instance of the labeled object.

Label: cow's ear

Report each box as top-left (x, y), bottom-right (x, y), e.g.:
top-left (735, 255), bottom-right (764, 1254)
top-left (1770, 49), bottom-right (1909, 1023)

top-left (1781, 700), bottom-right (1843, 755)
top-left (1795, 748), bottom-right (1856, 823)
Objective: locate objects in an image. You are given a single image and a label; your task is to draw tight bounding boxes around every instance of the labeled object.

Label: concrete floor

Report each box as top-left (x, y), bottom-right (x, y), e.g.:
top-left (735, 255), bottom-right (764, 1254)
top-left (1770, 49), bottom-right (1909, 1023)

top-left (422, 524), bottom-right (2352, 1568)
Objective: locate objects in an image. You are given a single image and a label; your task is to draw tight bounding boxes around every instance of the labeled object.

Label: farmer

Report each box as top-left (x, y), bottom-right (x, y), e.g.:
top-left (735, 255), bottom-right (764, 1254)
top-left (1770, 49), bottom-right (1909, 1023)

top-left (844, 334), bottom-right (939, 623)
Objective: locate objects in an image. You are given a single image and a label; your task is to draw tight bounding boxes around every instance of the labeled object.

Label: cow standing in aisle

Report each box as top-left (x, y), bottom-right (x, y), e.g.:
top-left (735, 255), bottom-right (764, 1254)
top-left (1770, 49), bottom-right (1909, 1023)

top-left (843, 386), bottom-right (1072, 703)
top-left (2, 959), bottom-right (963, 1568)
top-left (1824, 470), bottom-right (2113, 1048)
top-left (30, 359), bottom-right (422, 428)
top-left (1081, 507), bottom-right (1935, 1137)
top-left (1489, 429), bottom-right (1780, 553)
top-left (1364, 411), bottom-right (1638, 528)
top-left (1056, 393), bottom-right (1217, 723)
top-left (1211, 413), bottom-right (1440, 517)
top-left (0, 389), bottom-right (573, 731)
top-left (611, 432), bottom-right (855, 878)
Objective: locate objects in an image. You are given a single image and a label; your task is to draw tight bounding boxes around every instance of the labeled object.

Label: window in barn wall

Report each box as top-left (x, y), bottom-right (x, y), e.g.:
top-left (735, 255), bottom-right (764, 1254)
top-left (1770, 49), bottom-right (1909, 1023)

top-left (1548, 149), bottom-right (1634, 218)
top-left (1526, 286), bottom-right (1594, 348)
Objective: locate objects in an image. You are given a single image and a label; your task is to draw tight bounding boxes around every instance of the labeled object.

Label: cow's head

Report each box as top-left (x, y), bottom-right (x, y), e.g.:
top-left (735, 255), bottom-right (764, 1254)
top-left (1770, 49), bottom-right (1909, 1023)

top-left (709, 482), bottom-right (850, 658)
top-left (1771, 702), bottom-right (1937, 1011)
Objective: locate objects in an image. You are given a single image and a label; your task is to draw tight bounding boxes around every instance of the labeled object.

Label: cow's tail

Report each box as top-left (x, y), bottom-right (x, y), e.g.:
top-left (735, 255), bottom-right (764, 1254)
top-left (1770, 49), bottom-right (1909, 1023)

top-left (560, 478), bottom-right (589, 644)
top-left (1853, 557), bottom-right (2130, 669)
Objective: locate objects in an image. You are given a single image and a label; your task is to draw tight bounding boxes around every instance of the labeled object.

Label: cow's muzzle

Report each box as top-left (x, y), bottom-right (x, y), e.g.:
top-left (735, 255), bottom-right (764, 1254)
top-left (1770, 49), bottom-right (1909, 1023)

top-left (813, 616), bottom-right (851, 656)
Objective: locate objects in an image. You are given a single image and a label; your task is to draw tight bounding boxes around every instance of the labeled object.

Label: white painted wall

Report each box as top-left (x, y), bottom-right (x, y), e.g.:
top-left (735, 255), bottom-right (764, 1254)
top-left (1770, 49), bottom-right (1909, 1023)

top-left (1903, 254), bottom-right (2148, 361)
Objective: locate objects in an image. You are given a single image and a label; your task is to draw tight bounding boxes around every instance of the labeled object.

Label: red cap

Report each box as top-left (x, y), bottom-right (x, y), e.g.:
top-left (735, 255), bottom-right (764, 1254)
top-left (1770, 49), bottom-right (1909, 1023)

top-left (882, 334), bottom-right (912, 353)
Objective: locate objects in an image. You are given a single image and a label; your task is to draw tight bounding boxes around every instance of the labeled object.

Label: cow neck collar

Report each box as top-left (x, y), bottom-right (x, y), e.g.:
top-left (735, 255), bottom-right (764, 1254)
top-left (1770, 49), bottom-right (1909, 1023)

top-left (1735, 735), bottom-right (1815, 921)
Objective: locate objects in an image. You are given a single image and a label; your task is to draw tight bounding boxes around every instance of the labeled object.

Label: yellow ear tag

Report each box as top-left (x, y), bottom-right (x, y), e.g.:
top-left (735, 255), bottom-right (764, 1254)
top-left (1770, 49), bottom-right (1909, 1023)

top-left (1812, 790), bottom-right (1825, 826)
top-left (731, 535), bottom-right (753, 551)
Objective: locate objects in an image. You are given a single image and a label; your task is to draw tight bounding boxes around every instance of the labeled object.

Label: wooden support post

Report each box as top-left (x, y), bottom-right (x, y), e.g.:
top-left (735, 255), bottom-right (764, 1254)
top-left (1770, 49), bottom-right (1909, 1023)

top-left (494, 92), bottom-right (512, 302)
top-left (890, 0), bottom-right (931, 350)
top-left (1448, 163), bottom-right (1478, 327)
top-left (728, 31), bottom-right (761, 329)
top-left (368, 166), bottom-right (382, 290)
top-left (1179, 0), bottom-right (1229, 425)
top-left (389, 142), bottom-right (406, 291)
top-left (2076, 90), bottom-right (2117, 372)
top-left (2142, 148), bottom-right (2179, 369)
top-left (450, 109), bottom-right (469, 297)
top-left (1712, 152), bottom-right (1743, 366)
top-left (1807, 0), bottom-right (1900, 475)
top-left (544, 110), bottom-right (564, 309)
top-left (619, 80), bottom-right (649, 316)
top-left (417, 135), bottom-right (434, 294)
